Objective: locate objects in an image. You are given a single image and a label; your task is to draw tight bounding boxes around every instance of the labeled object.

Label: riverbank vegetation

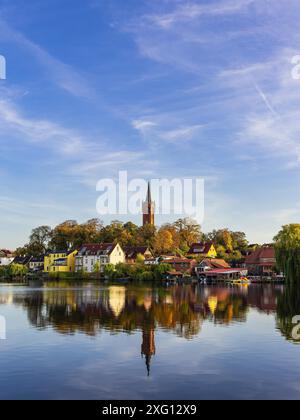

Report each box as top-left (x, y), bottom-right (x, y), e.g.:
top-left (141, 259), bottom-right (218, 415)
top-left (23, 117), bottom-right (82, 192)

top-left (274, 224), bottom-right (300, 284)
top-left (0, 263), bottom-right (28, 279)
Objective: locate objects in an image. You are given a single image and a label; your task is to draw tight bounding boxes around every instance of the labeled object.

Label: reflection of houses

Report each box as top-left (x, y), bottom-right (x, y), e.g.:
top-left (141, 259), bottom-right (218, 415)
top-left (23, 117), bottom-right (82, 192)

top-left (109, 286), bottom-right (126, 317)
top-left (245, 246), bottom-right (276, 276)
top-left (75, 243), bottom-right (125, 273)
top-left (187, 242), bottom-right (217, 258)
top-left (125, 246), bottom-right (153, 264)
top-left (44, 251), bottom-right (77, 273)
top-left (141, 327), bottom-right (156, 376)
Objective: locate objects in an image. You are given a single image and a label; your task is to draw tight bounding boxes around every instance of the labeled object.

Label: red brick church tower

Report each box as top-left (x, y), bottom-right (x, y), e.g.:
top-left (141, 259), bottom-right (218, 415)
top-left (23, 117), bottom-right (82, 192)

top-left (142, 182), bottom-right (155, 226)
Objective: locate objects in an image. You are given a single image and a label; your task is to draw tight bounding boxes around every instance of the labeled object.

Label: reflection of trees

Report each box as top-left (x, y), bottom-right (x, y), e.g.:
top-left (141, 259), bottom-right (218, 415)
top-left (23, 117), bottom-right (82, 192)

top-left (3, 283), bottom-right (285, 375)
top-left (276, 283), bottom-right (300, 343)
top-left (7, 284), bottom-right (282, 339)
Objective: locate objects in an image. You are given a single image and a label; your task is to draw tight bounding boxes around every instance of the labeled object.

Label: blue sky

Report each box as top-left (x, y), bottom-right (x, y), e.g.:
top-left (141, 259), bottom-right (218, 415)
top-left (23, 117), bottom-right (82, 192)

top-left (1, 0), bottom-right (300, 248)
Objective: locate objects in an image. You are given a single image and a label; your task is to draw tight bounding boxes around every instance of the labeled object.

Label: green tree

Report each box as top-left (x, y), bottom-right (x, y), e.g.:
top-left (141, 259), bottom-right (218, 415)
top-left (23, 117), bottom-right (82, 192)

top-left (104, 264), bottom-right (115, 280)
top-left (274, 224), bottom-right (300, 284)
top-left (29, 225), bottom-right (52, 255)
top-left (93, 261), bottom-right (101, 278)
top-left (9, 264), bottom-right (28, 277)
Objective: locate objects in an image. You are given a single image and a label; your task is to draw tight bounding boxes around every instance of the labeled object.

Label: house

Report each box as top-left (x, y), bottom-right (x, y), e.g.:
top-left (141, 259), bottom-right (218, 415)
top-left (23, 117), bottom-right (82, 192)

top-left (144, 258), bottom-right (160, 266)
top-left (197, 268), bottom-right (248, 282)
top-left (161, 257), bottom-right (197, 275)
top-left (244, 246), bottom-right (276, 276)
top-left (187, 242), bottom-right (217, 258)
top-left (44, 250), bottom-right (78, 273)
top-left (0, 249), bottom-right (14, 266)
top-left (196, 258), bottom-right (230, 273)
top-left (125, 246), bottom-right (153, 264)
top-left (75, 243), bottom-right (125, 274)
top-left (29, 256), bottom-right (44, 272)
top-left (12, 255), bottom-right (32, 266)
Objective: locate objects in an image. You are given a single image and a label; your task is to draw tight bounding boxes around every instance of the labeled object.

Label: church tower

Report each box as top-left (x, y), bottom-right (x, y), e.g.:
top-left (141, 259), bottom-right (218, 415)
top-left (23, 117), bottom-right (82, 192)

top-left (142, 181), bottom-right (155, 226)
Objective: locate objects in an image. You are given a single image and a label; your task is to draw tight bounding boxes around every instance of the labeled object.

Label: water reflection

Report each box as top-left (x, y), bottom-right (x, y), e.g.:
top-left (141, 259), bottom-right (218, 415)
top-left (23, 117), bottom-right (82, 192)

top-left (0, 283), bottom-right (291, 375)
top-left (276, 284), bottom-right (300, 343)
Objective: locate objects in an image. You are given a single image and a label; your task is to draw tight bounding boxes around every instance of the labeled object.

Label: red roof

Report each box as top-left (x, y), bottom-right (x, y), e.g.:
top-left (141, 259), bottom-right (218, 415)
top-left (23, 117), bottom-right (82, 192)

top-left (163, 258), bottom-right (194, 264)
top-left (188, 242), bottom-right (214, 255)
top-left (245, 247), bottom-right (275, 265)
top-left (199, 258), bottom-right (230, 269)
top-left (79, 243), bottom-right (117, 255)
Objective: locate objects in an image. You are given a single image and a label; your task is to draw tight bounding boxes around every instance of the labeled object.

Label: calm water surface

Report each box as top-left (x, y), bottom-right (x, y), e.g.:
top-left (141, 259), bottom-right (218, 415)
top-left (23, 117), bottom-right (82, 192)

top-left (0, 281), bottom-right (300, 400)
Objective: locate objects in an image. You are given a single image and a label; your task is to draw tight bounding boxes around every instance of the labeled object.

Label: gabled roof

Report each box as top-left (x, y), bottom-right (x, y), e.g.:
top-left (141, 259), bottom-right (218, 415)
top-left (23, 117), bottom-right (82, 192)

top-left (199, 258), bottom-right (230, 269)
top-left (0, 249), bottom-right (14, 257)
top-left (30, 256), bottom-right (44, 263)
top-left (12, 256), bottom-right (32, 265)
top-left (188, 242), bottom-right (214, 255)
top-left (245, 247), bottom-right (275, 265)
top-left (125, 246), bottom-right (152, 259)
top-left (78, 243), bottom-right (117, 256)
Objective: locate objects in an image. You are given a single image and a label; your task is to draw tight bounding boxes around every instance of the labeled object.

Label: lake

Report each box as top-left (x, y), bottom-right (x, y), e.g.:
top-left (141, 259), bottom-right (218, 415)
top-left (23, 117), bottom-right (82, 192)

top-left (0, 281), bottom-right (300, 400)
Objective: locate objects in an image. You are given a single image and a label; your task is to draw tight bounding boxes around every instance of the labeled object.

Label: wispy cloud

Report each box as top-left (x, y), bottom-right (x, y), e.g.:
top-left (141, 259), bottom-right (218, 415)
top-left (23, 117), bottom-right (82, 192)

top-left (0, 18), bottom-right (93, 98)
top-left (132, 117), bottom-right (204, 144)
top-left (0, 95), bottom-right (87, 156)
top-left (148, 0), bottom-right (256, 29)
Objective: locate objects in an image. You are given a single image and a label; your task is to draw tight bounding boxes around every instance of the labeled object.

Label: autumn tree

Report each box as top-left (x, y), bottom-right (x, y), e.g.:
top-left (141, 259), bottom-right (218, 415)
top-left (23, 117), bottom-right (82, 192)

top-left (154, 228), bottom-right (174, 255)
top-left (173, 218), bottom-right (202, 251)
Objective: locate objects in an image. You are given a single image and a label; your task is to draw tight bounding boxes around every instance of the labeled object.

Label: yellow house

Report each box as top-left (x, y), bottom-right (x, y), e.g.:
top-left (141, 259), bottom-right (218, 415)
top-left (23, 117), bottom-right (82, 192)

top-left (187, 243), bottom-right (217, 258)
top-left (44, 250), bottom-right (78, 273)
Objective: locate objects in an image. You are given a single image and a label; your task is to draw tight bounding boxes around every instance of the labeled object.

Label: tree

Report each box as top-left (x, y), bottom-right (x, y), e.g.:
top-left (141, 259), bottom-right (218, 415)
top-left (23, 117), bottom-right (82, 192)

top-left (9, 264), bottom-right (28, 277)
top-left (104, 264), bottom-right (115, 280)
top-left (154, 228), bottom-right (174, 255)
top-left (173, 218), bottom-right (202, 251)
top-left (50, 220), bottom-right (78, 250)
top-left (136, 253), bottom-right (145, 264)
top-left (93, 261), bottom-right (101, 278)
top-left (153, 263), bottom-right (172, 280)
top-left (274, 224), bottom-right (300, 284)
top-left (136, 224), bottom-right (157, 248)
top-left (29, 225), bottom-right (52, 255)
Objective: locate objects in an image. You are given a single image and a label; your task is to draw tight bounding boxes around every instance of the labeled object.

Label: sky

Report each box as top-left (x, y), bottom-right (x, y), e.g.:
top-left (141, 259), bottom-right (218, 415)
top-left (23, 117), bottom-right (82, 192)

top-left (1, 0), bottom-right (300, 248)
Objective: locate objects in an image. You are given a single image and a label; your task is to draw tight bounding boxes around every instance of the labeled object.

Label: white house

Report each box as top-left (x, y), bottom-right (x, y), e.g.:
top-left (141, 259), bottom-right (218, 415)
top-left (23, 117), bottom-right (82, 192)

top-left (0, 257), bottom-right (14, 266)
top-left (75, 243), bottom-right (125, 273)
top-left (0, 250), bottom-right (14, 266)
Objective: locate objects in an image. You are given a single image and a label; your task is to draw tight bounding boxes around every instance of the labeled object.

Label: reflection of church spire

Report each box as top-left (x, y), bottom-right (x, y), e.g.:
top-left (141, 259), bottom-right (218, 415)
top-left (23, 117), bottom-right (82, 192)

top-left (141, 327), bottom-right (156, 376)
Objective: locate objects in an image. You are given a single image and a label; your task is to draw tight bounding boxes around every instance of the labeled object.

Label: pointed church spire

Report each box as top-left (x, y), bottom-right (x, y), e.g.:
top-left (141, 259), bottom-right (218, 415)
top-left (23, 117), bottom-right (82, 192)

top-left (142, 181), bottom-right (155, 226)
top-left (147, 181), bottom-right (152, 203)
